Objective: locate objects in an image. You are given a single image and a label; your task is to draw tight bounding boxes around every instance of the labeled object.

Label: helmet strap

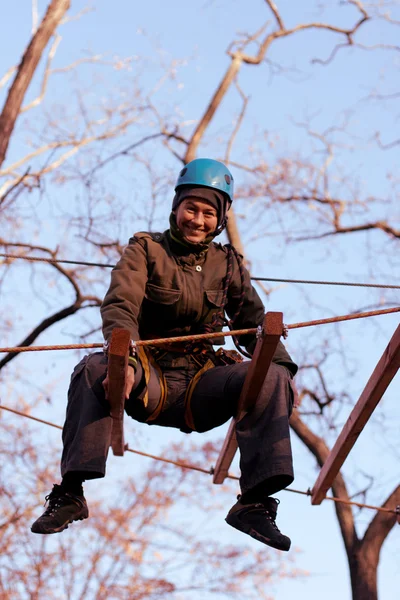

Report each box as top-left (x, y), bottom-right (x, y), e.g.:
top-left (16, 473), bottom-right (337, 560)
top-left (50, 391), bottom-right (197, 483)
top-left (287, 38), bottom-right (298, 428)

top-left (214, 214), bottom-right (228, 236)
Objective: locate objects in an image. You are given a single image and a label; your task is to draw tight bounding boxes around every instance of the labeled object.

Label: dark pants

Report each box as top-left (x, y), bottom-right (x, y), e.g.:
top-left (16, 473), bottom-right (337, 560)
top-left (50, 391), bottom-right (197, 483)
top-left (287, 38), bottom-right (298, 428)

top-left (61, 352), bottom-right (295, 495)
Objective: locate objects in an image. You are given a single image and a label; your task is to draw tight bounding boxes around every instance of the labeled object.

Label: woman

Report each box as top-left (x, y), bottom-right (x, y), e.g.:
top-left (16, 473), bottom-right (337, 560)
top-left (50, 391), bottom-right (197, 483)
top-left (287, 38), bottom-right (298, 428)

top-left (31, 158), bottom-right (298, 551)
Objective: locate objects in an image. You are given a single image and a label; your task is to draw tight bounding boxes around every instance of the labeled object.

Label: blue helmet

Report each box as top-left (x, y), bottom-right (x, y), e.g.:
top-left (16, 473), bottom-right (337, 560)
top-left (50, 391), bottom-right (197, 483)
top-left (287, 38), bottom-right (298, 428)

top-left (175, 158), bottom-right (234, 203)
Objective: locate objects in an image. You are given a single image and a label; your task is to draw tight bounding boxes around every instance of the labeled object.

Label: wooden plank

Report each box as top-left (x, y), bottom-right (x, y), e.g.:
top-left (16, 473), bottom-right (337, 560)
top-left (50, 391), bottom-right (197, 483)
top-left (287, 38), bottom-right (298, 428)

top-left (213, 312), bottom-right (283, 484)
top-left (108, 328), bottom-right (131, 457)
top-left (312, 324), bottom-right (400, 505)
top-left (212, 420), bottom-right (237, 483)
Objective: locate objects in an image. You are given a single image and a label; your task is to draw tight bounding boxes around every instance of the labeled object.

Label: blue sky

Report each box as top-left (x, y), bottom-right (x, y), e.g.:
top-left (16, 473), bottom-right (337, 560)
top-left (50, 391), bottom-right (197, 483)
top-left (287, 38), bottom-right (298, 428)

top-left (1, 1), bottom-right (399, 599)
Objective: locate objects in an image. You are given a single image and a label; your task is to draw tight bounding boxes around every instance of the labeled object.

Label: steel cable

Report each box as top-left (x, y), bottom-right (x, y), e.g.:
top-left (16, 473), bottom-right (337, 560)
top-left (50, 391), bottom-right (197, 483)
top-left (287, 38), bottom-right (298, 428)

top-left (1, 252), bottom-right (399, 289)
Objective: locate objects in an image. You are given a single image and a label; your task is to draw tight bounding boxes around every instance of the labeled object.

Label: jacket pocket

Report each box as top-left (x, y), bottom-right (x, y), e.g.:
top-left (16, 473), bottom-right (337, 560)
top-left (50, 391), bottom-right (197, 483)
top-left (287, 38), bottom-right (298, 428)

top-left (143, 283), bottom-right (182, 325)
top-left (145, 283), bottom-right (181, 305)
top-left (204, 289), bottom-right (224, 308)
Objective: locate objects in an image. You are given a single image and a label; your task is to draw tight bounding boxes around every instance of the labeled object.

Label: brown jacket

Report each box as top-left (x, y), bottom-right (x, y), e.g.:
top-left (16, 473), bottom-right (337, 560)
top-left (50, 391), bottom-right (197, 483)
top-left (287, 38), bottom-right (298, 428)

top-left (101, 231), bottom-right (297, 375)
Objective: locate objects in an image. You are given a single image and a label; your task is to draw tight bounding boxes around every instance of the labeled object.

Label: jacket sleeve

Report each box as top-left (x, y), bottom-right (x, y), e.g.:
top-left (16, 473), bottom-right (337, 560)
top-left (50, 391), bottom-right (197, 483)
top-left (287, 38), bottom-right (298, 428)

top-left (100, 237), bottom-right (148, 343)
top-left (226, 252), bottom-right (298, 376)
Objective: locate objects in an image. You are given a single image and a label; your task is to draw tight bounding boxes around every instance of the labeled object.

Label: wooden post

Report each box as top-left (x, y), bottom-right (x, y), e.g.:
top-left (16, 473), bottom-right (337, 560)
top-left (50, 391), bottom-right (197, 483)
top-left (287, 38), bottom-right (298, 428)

top-left (213, 312), bottom-right (283, 484)
top-left (108, 328), bottom-right (131, 456)
top-left (312, 324), bottom-right (400, 505)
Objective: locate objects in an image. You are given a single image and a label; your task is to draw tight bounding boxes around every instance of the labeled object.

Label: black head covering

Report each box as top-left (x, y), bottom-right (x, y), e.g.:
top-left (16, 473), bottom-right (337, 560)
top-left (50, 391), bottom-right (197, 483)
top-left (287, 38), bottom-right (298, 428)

top-left (172, 186), bottom-right (229, 230)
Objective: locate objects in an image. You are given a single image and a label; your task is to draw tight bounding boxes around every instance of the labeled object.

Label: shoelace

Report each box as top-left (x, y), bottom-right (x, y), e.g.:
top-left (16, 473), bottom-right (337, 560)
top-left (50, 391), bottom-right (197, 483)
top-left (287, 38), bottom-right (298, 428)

top-left (48, 500), bottom-right (64, 516)
top-left (43, 491), bottom-right (68, 516)
top-left (237, 494), bottom-right (282, 532)
top-left (254, 505), bottom-right (280, 531)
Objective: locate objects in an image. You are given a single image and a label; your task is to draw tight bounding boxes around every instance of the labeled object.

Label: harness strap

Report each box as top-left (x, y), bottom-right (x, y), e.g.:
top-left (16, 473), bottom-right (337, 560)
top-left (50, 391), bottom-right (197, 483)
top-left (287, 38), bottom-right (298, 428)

top-left (136, 346), bottom-right (167, 419)
top-left (183, 359), bottom-right (215, 431)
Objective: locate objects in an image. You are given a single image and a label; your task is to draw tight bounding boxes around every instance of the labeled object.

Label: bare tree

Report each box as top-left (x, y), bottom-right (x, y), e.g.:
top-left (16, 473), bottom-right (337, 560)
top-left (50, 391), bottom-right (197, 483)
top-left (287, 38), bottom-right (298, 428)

top-left (0, 1), bottom-right (399, 599)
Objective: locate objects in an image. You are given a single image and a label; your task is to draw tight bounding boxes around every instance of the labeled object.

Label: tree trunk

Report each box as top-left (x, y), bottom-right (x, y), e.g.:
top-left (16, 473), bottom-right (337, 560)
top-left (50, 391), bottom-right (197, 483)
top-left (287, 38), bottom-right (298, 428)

top-left (226, 209), bottom-right (245, 255)
top-left (349, 546), bottom-right (379, 600)
top-left (0, 0), bottom-right (70, 168)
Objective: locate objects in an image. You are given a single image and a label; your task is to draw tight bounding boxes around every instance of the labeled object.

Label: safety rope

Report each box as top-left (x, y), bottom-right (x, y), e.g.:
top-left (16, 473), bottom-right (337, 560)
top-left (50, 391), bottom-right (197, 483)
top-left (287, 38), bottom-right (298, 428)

top-left (1, 253), bottom-right (399, 290)
top-left (226, 245), bottom-right (252, 358)
top-left (0, 306), bottom-right (399, 355)
top-left (0, 404), bottom-right (397, 517)
top-left (195, 244), bottom-right (251, 358)
top-left (285, 306), bottom-right (400, 331)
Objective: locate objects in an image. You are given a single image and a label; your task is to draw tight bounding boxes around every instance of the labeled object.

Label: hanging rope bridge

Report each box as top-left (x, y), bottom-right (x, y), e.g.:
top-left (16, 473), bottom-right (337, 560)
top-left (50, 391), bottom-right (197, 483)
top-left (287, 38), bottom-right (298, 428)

top-left (0, 251), bottom-right (398, 519)
top-left (0, 306), bottom-right (399, 355)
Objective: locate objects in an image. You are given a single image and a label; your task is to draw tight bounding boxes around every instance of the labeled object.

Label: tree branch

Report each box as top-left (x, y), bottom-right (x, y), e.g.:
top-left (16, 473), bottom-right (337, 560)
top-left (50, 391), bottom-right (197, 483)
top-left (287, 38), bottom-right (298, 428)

top-left (84, 131), bottom-right (184, 183)
top-left (0, 301), bottom-right (83, 370)
top-left (292, 221), bottom-right (400, 241)
top-left (184, 3), bottom-right (370, 163)
top-left (361, 484), bottom-right (400, 562)
top-left (0, 168), bottom-right (30, 209)
top-left (184, 56), bottom-right (243, 163)
top-left (224, 80), bottom-right (249, 165)
top-left (0, 241), bottom-right (101, 369)
top-left (20, 34), bottom-right (61, 113)
top-left (264, 0), bottom-right (285, 30)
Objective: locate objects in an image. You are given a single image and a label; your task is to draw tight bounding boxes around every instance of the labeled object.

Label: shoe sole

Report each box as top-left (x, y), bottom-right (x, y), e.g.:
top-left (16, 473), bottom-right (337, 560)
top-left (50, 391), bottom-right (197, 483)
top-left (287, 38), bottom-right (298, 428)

top-left (31, 512), bottom-right (88, 535)
top-left (225, 516), bottom-right (291, 552)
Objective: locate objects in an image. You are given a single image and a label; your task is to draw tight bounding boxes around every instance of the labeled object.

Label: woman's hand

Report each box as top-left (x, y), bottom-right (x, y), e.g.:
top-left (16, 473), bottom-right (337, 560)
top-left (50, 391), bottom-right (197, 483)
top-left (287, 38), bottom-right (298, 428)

top-left (102, 365), bottom-right (136, 400)
top-left (124, 366), bottom-right (136, 399)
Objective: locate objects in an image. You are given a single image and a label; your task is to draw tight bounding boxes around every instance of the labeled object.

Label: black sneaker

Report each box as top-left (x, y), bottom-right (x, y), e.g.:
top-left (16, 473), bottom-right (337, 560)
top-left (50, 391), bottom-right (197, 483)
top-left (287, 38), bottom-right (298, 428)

top-left (31, 484), bottom-right (89, 534)
top-left (225, 496), bottom-right (291, 551)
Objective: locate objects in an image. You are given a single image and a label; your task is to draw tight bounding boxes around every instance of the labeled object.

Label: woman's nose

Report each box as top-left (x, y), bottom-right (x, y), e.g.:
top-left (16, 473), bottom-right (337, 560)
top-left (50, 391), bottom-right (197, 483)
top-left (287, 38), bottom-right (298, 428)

top-left (191, 211), bottom-right (204, 225)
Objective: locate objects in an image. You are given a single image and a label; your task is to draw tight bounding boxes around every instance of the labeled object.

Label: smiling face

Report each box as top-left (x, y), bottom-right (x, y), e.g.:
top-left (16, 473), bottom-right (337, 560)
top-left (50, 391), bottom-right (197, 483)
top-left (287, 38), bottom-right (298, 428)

top-left (174, 198), bottom-right (218, 243)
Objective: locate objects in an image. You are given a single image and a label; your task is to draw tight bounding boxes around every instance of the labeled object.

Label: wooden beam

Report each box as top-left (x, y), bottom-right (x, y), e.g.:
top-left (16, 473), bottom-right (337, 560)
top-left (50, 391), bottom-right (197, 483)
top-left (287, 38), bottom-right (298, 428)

top-left (312, 324), bottom-right (400, 505)
top-left (212, 419), bottom-right (238, 484)
top-left (213, 312), bottom-right (283, 484)
top-left (108, 328), bottom-right (131, 456)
